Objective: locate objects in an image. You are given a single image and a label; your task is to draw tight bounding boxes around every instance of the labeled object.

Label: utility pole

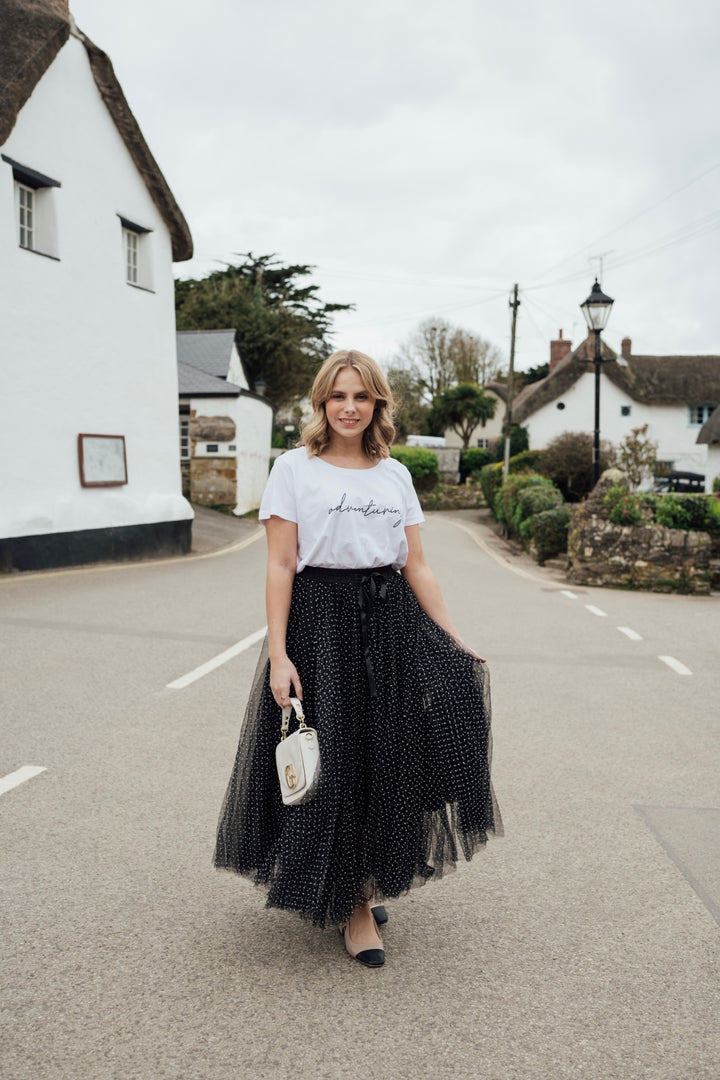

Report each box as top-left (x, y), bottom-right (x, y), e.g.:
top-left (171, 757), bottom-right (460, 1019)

top-left (503, 283), bottom-right (520, 478)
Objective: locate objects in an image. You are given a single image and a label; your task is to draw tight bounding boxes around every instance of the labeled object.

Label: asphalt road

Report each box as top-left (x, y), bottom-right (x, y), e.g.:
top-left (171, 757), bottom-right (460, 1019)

top-left (2, 511), bottom-right (719, 1080)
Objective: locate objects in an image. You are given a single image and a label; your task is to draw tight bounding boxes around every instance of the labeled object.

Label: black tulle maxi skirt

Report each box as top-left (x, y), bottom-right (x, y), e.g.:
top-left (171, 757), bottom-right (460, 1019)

top-left (214, 566), bottom-right (502, 928)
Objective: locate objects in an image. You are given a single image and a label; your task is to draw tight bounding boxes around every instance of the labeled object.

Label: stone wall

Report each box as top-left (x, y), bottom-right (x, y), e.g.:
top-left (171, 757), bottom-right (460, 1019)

top-left (567, 473), bottom-right (712, 595)
top-left (190, 457), bottom-right (237, 507)
top-left (431, 447), bottom-right (460, 483)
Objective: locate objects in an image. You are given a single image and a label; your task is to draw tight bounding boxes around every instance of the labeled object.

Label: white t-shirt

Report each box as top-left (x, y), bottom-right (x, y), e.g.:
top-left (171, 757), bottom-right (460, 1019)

top-left (259, 447), bottom-right (424, 572)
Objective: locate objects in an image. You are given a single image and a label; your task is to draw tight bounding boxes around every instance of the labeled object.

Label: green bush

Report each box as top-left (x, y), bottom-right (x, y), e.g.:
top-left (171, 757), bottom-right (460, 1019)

top-left (648, 493), bottom-right (713, 531)
top-left (603, 485), bottom-right (647, 526)
top-left (532, 505), bottom-right (572, 562)
top-left (390, 445), bottom-right (439, 491)
top-left (492, 425), bottom-right (529, 461)
top-left (713, 476), bottom-right (720, 494)
top-left (516, 483), bottom-right (564, 522)
top-left (480, 450), bottom-right (546, 517)
top-left (494, 473), bottom-right (555, 537)
top-left (459, 447), bottom-right (493, 482)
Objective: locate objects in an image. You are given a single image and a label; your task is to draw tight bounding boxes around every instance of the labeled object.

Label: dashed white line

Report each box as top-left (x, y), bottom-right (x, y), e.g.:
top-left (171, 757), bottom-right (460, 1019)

top-left (658, 655), bottom-right (692, 676)
top-left (561, 590), bottom-right (578, 600)
top-left (167, 626), bottom-right (267, 689)
top-left (585, 604), bottom-right (608, 617)
top-left (617, 626), bottom-right (643, 641)
top-left (0, 766), bottom-right (47, 796)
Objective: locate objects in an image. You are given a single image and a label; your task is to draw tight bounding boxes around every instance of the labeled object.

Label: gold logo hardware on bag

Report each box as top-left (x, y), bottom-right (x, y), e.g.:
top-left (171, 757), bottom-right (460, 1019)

top-left (275, 696), bottom-right (321, 806)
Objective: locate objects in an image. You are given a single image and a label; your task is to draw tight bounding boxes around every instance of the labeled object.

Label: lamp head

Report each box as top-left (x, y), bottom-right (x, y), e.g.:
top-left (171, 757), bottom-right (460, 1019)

top-left (580, 279), bottom-right (614, 332)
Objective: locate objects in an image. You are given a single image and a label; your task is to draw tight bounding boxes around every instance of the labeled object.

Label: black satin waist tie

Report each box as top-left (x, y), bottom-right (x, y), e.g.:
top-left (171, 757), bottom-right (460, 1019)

top-left (297, 565), bottom-right (396, 697)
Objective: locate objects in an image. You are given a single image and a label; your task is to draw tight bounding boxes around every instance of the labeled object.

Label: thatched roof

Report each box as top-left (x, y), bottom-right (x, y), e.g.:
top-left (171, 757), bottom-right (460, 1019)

top-left (485, 380), bottom-right (508, 402)
top-left (513, 335), bottom-right (720, 423)
top-left (0, 0), bottom-right (192, 262)
top-left (697, 405), bottom-right (720, 445)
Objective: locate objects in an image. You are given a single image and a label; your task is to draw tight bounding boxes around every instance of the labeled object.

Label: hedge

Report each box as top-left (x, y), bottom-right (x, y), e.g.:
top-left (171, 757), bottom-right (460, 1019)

top-left (390, 445), bottom-right (439, 490)
top-left (531, 505), bottom-right (572, 562)
top-left (480, 450), bottom-right (547, 515)
top-left (493, 473), bottom-right (557, 537)
top-left (459, 447), bottom-right (493, 482)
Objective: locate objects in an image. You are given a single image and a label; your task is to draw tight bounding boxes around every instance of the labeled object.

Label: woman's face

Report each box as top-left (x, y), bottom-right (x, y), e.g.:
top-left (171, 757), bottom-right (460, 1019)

top-left (325, 366), bottom-right (376, 446)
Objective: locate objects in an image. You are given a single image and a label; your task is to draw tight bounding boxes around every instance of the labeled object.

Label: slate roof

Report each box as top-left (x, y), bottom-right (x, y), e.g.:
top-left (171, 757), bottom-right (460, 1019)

top-left (697, 406), bottom-right (720, 445)
top-left (512, 336), bottom-right (720, 424)
top-left (177, 361), bottom-right (240, 398)
top-left (176, 329), bottom-right (237, 379)
top-left (0, 0), bottom-right (192, 261)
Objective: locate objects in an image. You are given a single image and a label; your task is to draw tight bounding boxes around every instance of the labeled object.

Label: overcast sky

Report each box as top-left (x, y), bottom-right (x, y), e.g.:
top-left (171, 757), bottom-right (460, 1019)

top-left (71, 0), bottom-right (720, 373)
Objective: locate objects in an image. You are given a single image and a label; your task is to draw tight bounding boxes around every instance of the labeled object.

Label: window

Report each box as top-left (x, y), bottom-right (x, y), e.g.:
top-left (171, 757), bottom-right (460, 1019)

top-left (18, 184), bottom-right (34, 249)
top-left (621, 405), bottom-right (632, 416)
top-left (2, 154), bottom-right (60, 259)
top-left (123, 228), bottom-right (139, 284)
top-left (688, 404), bottom-right (717, 426)
top-left (179, 406), bottom-right (190, 460)
top-left (118, 215), bottom-right (153, 290)
top-left (476, 438), bottom-right (490, 449)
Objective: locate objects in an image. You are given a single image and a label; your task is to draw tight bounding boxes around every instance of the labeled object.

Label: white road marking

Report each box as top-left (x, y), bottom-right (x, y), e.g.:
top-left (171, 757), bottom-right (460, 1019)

top-left (0, 765), bottom-right (47, 796)
top-left (561, 590), bottom-right (578, 599)
top-left (167, 626), bottom-right (267, 689)
top-left (617, 626), bottom-right (643, 641)
top-left (658, 655), bottom-right (692, 676)
top-left (585, 604), bottom-right (608, 617)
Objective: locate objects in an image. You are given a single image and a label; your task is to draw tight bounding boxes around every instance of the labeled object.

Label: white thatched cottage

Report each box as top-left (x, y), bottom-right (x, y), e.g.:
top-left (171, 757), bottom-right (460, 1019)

top-left (0, 0), bottom-right (193, 570)
top-left (511, 334), bottom-right (720, 489)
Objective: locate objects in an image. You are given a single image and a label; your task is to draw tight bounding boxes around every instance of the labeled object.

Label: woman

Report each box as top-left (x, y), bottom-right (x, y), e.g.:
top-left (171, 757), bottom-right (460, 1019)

top-left (214, 349), bottom-right (501, 968)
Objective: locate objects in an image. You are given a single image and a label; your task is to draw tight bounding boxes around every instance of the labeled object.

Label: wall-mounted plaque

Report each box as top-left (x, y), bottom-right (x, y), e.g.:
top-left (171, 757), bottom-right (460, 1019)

top-left (78, 434), bottom-right (128, 487)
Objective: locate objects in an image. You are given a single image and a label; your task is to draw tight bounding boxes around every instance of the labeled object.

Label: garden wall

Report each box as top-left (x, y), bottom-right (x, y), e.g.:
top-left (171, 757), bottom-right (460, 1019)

top-left (567, 477), bottom-right (711, 595)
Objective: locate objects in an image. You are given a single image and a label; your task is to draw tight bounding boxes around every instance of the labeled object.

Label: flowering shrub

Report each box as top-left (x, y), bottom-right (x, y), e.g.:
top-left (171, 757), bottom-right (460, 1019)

top-left (602, 486), bottom-right (647, 526)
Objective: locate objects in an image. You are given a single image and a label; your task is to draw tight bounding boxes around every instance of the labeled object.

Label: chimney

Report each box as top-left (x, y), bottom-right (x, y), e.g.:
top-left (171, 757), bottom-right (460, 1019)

top-left (621, 337), bottom-right (632, 357)
top-left (550, 329), bottom-right (572, 372)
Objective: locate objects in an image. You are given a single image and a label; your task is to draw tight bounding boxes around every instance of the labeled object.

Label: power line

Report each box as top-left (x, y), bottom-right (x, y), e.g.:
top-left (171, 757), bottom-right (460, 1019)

top-left (529, 162), bottom-right (720, 283)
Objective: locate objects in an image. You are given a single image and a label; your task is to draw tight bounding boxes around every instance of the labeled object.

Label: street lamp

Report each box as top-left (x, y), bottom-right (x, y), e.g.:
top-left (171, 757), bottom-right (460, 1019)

top-left (580, 279), bottom-right (614, 486)
top-left (254, 374), bottom-right (267, 397)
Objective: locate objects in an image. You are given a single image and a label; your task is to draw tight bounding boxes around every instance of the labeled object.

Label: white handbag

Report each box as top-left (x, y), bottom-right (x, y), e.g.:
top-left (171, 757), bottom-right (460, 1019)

top-left (275, 696), bottom-right (321, 806)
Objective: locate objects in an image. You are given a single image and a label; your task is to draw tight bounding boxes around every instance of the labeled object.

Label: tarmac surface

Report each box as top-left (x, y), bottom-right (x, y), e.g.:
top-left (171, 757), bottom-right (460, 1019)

top-left (2, 505), bottom-right (719, 1080)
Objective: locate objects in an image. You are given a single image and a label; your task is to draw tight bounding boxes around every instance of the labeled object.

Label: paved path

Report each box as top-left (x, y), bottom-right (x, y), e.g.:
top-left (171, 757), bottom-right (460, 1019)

top-left (1, 509), bottom-right (718, 1080)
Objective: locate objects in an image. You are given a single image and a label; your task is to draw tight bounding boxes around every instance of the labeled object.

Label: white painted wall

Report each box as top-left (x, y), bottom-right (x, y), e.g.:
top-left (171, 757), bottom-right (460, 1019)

top-left (525, 371), bottom-right (709, 477)
top-left (705, 446), bottom-right (720, 490)
top-left (0, 34), bottom-right (192, 540)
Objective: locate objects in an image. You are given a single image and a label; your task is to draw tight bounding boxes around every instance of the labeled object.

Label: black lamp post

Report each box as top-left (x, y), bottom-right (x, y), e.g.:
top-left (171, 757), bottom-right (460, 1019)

top-left (580, 279), bottom-right (614, 485)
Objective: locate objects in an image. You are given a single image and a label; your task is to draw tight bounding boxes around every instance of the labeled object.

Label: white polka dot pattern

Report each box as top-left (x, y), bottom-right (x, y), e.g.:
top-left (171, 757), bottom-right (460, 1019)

top-left (214, 567), bottom-right (502, 928)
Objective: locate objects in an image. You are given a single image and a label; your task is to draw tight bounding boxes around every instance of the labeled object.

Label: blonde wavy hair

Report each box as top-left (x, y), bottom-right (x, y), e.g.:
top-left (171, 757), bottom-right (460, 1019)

top-left (301, 349), bottom-right (396, 459)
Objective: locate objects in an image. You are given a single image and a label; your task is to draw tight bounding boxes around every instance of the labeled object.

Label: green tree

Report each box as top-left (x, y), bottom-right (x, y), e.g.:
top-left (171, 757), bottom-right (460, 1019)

top-left (174, 253), bottom-right (353, 407)
top-left (429, 383), bottom-right (497, 449)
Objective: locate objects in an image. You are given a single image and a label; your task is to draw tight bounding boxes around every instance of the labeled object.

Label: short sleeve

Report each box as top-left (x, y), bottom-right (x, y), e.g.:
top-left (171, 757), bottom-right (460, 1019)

top-left (402, 470), bottom-right (424, 526)
top-left (259, 455), bottom-right (298, 522)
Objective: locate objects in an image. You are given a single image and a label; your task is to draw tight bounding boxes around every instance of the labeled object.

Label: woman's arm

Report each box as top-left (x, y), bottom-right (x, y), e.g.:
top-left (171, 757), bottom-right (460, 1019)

top-left (264, 515), bottom-right (304, 704)
top-left (401, 524), bottom-right (484, 660)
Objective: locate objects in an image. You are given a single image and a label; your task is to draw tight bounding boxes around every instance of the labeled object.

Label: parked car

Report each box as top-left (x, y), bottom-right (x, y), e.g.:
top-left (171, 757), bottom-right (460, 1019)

top-left (666, 471), bottom-right (705, 493)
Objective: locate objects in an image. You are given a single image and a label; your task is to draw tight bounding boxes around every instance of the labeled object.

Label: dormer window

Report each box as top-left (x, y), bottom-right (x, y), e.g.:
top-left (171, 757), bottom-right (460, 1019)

top-left (688, 404), bottom-right (717, 426)
top-left (119, 215), bottom-right (154, 291)
top-left (2, 154), bottom-right (60, 259)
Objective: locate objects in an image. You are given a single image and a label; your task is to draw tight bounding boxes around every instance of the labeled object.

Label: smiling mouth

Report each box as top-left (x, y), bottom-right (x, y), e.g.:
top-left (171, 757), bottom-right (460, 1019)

top-left (339, 418), bottom-right (359, 425)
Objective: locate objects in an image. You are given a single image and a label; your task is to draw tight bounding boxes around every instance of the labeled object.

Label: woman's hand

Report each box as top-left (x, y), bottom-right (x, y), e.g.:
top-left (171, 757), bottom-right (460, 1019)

top-left (269, 654), bottom-right (303, 707)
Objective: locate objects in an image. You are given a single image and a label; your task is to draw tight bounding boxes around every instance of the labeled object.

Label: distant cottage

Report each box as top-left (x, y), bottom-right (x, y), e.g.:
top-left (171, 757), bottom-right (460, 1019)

top-left (0, 0), bottom-right (194, 570)
top-left (512, 334), bottom-right (720, 486)
top-left (177, 330), bottom-right (273, 515)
